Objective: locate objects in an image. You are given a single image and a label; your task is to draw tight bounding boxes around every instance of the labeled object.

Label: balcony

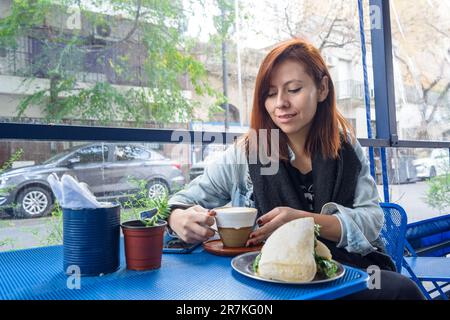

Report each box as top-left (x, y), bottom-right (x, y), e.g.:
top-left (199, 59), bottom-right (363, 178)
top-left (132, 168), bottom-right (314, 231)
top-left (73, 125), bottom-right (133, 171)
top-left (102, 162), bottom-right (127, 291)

top-left (335, 80), bottom-right (374, 101)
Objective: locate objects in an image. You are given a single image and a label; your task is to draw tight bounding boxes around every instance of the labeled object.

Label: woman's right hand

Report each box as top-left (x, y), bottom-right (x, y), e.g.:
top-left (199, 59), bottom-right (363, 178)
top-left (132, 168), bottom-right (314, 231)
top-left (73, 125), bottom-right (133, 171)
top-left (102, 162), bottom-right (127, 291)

top-left (168, 205), bottom-right (216, 244)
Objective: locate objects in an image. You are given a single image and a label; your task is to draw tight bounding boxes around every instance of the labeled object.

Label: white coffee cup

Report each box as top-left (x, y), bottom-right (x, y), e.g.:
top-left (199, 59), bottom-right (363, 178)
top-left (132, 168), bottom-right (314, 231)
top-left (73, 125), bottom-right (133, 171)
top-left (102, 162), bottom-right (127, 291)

top-left (213, 207), bottom-right (257, 247)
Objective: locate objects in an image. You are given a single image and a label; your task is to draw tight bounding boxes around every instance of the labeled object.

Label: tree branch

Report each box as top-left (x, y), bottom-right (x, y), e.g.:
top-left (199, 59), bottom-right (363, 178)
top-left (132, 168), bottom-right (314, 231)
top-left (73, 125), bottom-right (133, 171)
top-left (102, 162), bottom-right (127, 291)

top-left (426, 80), bottom-right (450, 123)
top-left (425, 21), bottom-right (450, 38)
top-left (283, 6), bottom-right (296, 38)
top-left (115, 0), bottom-right (142, 45)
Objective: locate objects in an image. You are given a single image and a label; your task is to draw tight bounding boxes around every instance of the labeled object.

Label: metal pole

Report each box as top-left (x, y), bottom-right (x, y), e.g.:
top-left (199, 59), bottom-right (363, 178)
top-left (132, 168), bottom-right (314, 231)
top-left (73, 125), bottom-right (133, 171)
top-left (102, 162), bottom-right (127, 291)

top-left (357, 0), bottom-right (376, 181)
top-left (235, 0), bottom-right (243, 126)
top-left (221, 5), bottom-right (229, 132)
top-left (370, 0), bottom-right (397, 202)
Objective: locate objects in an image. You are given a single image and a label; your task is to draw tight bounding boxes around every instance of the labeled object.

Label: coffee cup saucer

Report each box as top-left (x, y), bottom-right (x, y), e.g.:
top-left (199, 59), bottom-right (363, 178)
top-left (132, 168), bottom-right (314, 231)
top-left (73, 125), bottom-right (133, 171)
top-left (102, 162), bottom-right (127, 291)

top-left (202, 239), bottom-right (263, 257)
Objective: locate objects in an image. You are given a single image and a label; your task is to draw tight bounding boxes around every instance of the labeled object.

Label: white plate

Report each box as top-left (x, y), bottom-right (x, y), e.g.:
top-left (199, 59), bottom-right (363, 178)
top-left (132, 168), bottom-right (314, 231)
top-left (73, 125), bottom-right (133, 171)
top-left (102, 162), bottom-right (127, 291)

top-left (231, 251), bottom-right (346, 285)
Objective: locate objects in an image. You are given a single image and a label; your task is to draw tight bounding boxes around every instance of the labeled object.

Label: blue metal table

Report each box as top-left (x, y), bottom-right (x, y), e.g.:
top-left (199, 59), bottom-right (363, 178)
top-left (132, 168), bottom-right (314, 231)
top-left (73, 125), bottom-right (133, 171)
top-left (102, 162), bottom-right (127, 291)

top-left (0, 242), bottom-right (368, 300)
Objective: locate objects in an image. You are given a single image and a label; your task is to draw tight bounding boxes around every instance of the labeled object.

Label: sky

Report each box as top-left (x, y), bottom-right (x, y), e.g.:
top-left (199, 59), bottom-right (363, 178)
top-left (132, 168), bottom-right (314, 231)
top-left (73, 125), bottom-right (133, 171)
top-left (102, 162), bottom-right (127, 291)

top-left (183, 0), bottom-right (285, 49)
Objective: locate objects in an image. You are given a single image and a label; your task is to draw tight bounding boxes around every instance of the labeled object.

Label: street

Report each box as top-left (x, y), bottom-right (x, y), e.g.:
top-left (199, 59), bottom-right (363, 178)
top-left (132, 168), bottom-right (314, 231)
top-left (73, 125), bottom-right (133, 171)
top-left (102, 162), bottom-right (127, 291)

top-left (0, 181), bottom-right (447, 252)
top-left (376, 180), bottom-right (445, 222)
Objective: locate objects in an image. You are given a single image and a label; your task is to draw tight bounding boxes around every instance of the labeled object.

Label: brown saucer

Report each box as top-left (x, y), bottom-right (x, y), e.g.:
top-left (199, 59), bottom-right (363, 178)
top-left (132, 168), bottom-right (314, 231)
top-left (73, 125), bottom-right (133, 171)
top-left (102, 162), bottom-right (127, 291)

top-left (203, 239), bottom-right (263, 257)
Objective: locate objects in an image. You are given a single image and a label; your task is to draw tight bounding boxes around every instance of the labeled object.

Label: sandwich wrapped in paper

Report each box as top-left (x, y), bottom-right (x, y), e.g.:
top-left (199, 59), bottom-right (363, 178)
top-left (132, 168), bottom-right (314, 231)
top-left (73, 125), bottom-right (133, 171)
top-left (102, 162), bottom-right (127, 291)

top-left (252, 217), bottom-right (338, 282)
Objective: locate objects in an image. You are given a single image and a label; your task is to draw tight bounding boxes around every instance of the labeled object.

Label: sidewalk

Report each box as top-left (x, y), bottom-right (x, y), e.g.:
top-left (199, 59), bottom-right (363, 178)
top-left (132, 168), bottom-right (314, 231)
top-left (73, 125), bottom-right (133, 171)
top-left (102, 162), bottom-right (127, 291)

top-left (376, 181), bottom-right (446, 223)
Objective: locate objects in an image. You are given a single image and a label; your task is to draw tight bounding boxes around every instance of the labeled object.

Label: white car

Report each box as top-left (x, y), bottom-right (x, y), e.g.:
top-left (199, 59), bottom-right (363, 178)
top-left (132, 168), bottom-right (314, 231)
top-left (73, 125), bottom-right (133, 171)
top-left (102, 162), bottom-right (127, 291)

top-left (413, 149), bottom-right (449, 179)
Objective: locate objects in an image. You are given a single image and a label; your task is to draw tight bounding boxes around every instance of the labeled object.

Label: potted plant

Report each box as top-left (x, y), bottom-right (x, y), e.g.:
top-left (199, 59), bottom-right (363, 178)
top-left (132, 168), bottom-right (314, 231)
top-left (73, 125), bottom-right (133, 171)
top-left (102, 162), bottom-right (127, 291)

top-left (121, 195), bottom-right (170, 271)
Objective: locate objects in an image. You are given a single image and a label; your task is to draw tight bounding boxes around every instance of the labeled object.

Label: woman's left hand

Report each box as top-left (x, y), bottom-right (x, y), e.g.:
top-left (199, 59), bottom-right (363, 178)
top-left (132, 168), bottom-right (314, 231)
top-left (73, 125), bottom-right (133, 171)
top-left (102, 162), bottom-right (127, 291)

top-left (246, 207), bottom-right (312, 246)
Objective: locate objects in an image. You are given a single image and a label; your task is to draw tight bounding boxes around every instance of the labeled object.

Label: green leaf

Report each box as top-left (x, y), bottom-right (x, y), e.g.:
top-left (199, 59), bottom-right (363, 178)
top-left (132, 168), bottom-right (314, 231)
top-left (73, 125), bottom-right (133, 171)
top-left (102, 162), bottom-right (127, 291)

top-left (314, 255), bottom-right (338, 278)
top-left (141, 194), bottom-right (170, 227)
top-left (252, 253), bottom-right (261, 274)
top-left (425, 173), bottom-right (450, 213)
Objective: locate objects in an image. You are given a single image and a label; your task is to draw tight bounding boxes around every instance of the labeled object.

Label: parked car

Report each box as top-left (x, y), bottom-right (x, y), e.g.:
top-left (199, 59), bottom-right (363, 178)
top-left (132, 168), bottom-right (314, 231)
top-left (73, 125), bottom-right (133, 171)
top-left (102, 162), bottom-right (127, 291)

top-left (413, 149), bottom-right (450, 180)
top-left (189, 144), bottom-right (228, 181)
top-left (0, 143), bottom-right (185, 218)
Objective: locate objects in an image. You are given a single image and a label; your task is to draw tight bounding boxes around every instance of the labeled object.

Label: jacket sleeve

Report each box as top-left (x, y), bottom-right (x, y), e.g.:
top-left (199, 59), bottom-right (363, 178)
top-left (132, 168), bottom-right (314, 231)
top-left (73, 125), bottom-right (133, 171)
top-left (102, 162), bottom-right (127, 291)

top-left (320, 139), bottom-right (384, 256)
top-left (168, 145), bottom-right (238, 209)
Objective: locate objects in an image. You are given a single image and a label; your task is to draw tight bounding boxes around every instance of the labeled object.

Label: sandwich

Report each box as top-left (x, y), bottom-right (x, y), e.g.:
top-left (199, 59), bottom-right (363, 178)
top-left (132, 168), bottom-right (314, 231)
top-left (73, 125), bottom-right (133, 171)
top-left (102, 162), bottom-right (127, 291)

top-left (252, 217), bottom-right (338, 282)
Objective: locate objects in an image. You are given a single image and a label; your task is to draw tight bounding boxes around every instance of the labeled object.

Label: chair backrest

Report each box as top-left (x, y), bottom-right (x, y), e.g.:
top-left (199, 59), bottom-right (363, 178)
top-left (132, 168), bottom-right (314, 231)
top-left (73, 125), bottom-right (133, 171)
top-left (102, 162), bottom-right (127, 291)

top-left (379, 202), bottom-right (408, 272)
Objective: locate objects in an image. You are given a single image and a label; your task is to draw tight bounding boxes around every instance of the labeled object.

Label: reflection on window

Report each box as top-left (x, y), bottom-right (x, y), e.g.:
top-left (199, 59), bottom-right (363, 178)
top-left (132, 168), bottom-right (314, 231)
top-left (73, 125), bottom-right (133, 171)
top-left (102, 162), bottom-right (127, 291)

top-left (390, 0), bottom-right (450, 141)
top-left (114, 145), bottom-right (150, 161)
top-left (73, 145), bottom-right (109, 164)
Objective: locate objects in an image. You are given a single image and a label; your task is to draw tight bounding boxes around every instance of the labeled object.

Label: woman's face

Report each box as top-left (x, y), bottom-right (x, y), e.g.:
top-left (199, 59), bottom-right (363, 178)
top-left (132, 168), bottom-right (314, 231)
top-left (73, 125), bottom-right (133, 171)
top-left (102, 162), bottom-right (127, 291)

top-left (264, 59), bottom-right (328, 138)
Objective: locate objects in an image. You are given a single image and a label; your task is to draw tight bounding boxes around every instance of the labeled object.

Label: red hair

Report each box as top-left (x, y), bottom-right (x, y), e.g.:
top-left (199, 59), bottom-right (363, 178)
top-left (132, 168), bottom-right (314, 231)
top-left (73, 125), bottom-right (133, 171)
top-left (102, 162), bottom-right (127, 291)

top-left (245, 38), bottom-right (354, 160)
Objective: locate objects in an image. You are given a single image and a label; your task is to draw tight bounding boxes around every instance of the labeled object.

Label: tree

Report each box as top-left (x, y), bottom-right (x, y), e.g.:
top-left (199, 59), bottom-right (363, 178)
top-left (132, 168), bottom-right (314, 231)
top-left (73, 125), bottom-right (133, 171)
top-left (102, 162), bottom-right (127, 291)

top-left (390, 0), bottom-right (450, 140)
top-left (0, 0), bottom-right (222, 126)
top-left (284, 0), bottom-right (358, 52)
top-left (240, 0), bottom-right (357, 52)
top-left (213, 0), bottom-right (235, 129)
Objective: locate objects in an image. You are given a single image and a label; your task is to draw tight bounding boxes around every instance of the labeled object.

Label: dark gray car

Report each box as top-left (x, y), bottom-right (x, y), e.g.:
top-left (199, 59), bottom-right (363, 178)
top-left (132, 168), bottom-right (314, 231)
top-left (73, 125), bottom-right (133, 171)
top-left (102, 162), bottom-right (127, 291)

top-left (0, 143), bottom-right (185, 218)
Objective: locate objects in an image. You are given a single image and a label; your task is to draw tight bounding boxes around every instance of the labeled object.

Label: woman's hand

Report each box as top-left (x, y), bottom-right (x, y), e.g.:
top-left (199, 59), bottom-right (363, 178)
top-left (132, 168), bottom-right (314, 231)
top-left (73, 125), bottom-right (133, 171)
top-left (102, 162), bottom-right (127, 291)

top-left (246, 207), bottom-right (310, 246)
top-left (168, 205), bottom-right (216, 244)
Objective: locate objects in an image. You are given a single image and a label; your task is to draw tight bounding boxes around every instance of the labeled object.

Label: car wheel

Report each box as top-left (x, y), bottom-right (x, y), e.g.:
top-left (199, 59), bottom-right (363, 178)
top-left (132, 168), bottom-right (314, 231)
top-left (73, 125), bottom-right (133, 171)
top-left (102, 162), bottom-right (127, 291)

top-left (147, 180), bottom-right (169, 200)
top-left (429, 167), bottom-right (436, 178)
top-left (15, 186), bottom-right (53, 218)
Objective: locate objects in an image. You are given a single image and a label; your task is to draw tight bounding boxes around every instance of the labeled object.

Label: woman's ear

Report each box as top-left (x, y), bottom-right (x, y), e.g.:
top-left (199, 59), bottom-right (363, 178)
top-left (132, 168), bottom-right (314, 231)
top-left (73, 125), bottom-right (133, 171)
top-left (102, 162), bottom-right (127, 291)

top-left (318, 76), bottom-right (329, 102)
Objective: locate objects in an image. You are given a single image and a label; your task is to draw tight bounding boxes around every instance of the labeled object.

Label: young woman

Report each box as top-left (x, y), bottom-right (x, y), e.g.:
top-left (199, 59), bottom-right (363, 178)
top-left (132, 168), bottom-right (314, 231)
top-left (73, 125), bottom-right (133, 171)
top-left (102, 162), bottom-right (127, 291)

top-left (168, 38), bottom-right (424, 300)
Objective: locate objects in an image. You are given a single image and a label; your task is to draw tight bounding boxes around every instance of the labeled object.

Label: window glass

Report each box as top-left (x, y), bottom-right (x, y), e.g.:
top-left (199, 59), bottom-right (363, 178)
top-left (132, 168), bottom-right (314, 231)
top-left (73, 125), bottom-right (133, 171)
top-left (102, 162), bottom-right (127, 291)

top-left (0, 140), bottom-right (190, 251)
top-left (390, 0), bottom-right (450, 141)
top-left (115, 145), bottom-right (151, 161)
top-left (0, 0), bottom-right (376, 138)
top-left (71, 144), bottom-right (109, 164)
top-left (362, 146), bottom-right (449, 222)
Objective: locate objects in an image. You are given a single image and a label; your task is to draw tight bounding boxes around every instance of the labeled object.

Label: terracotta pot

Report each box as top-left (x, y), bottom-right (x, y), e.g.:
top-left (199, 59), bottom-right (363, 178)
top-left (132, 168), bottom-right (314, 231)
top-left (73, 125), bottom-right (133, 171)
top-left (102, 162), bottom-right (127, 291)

top-left (121, 220), bottom-right (167, 271)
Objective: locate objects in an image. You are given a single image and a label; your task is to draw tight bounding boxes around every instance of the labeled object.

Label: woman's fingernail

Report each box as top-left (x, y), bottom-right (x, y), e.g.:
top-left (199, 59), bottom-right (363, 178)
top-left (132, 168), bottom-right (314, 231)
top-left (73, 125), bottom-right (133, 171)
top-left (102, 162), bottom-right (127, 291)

top-left (257, 219), bottom-right (262, 226)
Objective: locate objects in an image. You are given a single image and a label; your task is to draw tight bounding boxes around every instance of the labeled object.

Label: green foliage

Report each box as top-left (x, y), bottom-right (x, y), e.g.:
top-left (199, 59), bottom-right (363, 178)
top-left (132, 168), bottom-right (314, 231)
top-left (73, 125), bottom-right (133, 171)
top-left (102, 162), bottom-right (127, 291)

top-left (26, 202), bottom-right (64, 247)
top-left (42, 202), bottom-right (64, 246)
top-left (0, 237), bottom-right (16, 250)
top-left (0, 0), bottom-right (51, 48)
top-left (0, 220), bottom-right (18, 251)
top-left (315, 254), bottom-right (338, 278)
top-left (0, 149), bottom-right (24, 173)
top-left (121, 177), bottom-right (154, 218)
top-left (1, 0), bottom-right (222, 125)
top-left (0, 149), bottom-right (24, 212)
top-left (313, 224), bottom-right (338, 279)
top-left (0, 221), bottom-right (16, 251)
top-left (141, 195), bottom-right (170, 227)
top-left (212, 0), bottom-right (235, 39)
top-left (252, 252), bottom-right (261, 274)
top-left (120, 176), bottom-right (169, 226)
top-left (425, 173), bottom-right (450, 213)
top-left (313, 223), bottom-right (321, 247)
top-left (314, 224), bottom-right (321, 238)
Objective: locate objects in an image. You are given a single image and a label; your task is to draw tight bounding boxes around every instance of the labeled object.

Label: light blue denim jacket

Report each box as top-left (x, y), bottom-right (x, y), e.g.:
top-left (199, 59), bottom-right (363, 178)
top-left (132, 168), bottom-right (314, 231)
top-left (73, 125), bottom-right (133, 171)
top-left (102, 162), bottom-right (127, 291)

top-left (169, 139), bottom-right (384, 256)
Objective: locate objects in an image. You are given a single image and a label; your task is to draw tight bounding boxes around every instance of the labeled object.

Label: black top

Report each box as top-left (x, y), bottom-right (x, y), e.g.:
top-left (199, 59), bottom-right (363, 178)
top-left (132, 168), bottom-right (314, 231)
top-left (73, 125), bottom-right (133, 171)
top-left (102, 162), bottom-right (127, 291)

top-left (298, 170), bottom-right (314, 212)
top-left (286, 163), bottom-right (314, 212)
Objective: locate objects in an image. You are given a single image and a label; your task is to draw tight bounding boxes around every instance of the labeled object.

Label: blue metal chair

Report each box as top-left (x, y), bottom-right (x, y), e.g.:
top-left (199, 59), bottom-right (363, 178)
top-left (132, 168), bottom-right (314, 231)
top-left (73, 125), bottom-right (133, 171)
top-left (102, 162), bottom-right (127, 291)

top-left (380, 202), bottom-right (450, 300)
top-left (379, 202), bottom-right (408, 272)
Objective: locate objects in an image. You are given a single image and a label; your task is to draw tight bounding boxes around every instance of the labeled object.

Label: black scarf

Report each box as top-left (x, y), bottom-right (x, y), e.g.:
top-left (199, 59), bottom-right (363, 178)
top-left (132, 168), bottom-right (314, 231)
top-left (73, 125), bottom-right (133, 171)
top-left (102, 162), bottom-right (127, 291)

top-left (247, 140), bottom-right (396, 271)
